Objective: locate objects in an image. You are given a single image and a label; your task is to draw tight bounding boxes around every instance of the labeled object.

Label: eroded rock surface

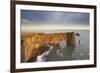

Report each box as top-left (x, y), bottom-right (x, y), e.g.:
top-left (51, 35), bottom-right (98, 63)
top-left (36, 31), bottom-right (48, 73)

top-left (21, 32), bottom-right (76, 62)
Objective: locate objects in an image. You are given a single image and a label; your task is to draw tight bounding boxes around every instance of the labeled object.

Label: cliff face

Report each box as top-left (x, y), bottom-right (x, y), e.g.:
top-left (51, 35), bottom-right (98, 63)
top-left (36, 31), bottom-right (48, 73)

top-left (21, 32), bottom-right (76, 62)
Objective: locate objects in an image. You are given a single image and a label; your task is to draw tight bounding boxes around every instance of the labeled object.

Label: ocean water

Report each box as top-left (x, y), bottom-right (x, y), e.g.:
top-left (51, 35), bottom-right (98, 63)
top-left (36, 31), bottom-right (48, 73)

top-left (45, 30), bottom-right (90, 61)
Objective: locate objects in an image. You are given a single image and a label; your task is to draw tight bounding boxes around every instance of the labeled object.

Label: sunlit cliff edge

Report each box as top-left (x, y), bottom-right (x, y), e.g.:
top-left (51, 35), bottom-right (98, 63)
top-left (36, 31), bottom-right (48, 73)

top-left (21, 32), bottom-right (76, 62)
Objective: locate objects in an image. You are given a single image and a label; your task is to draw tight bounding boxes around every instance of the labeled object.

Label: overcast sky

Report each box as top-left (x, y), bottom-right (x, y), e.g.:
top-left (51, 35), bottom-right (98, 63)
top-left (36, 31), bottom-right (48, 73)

top-left (21, 10), bottom-right (90, 31)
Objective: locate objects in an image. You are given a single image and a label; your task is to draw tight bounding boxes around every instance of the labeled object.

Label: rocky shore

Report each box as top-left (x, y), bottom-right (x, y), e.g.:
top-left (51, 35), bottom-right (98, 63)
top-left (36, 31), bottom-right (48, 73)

top-left (21, 32), bottom-right (76, 62)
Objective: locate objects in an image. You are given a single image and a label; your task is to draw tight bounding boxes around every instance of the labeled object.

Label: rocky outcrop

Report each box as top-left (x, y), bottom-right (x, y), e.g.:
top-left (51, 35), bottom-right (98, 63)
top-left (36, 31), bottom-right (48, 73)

top-left (21, 32), bottom-right (76, 62)
top-left (67, 32), bottom-right (76, 48)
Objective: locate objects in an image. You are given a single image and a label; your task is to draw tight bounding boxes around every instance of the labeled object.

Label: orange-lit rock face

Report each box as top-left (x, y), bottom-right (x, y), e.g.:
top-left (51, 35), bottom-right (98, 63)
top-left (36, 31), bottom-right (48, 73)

top-left (21, 32), bottom-right (76, 62)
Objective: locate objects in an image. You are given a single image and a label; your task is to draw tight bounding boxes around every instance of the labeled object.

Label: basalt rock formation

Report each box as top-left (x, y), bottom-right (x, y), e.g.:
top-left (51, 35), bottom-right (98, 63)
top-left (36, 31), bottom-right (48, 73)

top-left (21, 32), bottom-right (76, 62)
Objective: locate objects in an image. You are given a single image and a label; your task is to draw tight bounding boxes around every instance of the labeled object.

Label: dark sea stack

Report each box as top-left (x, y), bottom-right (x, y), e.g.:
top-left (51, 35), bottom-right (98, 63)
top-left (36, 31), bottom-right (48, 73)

top-left (76, 33), bottom-right (80, 36)
top-left (21, 32), bottom-right (76, 62)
